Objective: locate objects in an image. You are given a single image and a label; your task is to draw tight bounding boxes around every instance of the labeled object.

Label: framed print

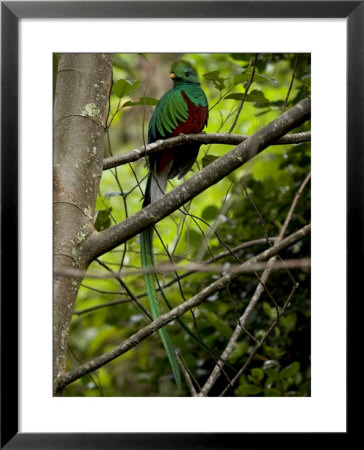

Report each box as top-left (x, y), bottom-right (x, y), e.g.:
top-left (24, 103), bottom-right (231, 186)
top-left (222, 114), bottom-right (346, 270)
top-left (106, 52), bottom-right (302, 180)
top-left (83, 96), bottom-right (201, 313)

top-left (1, 1), bottom-right (360, 448)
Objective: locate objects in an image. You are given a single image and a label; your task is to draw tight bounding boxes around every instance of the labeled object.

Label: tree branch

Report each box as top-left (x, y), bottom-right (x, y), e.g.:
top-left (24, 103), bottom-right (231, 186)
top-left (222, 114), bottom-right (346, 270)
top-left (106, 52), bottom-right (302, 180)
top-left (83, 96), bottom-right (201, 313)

top-left (103, 131), bottom-right (311, 170)
top-left (55, 257), bottom-right (310, 280)
top-left (228, 53), bottom-right (258, 133)
top-left (53, 53), bottom-right (113, 385)
top-left (72, 237), bottom-right (279, 316)
top-left (81, 97), bottom-right (311, 263)
top-left (198, 171), bottom-right (311, 396)
top-left (219, 282), bottom-right (299, 396)
top-left (55, 223), bottom-right (310, 392)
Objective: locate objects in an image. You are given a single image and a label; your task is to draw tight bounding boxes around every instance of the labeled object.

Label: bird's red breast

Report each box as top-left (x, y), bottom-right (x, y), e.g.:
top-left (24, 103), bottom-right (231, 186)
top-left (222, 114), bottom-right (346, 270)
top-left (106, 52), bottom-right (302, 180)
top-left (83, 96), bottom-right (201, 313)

top-left (157, 91), bottom-right (208, 176)
top-left (172, 91), bottom-right (208, 135)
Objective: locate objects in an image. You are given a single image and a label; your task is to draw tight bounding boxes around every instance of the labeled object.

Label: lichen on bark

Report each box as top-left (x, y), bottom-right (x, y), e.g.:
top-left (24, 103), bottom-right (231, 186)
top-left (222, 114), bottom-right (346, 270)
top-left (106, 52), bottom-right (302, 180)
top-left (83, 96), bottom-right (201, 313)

top-left (53, 53), bottom-right (113, 391)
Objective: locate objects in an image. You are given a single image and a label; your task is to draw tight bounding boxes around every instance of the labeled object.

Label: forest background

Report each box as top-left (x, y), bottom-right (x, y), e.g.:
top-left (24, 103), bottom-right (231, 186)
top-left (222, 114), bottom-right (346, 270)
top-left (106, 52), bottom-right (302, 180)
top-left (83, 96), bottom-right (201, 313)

top-left (53, 53), bottom-right (311, 397)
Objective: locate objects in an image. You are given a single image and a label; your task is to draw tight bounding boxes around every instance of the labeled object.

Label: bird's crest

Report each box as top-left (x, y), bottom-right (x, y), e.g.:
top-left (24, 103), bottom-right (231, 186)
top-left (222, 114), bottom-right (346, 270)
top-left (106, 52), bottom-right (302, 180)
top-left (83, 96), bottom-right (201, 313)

top-left (171, 60), bottom-right (195, 72)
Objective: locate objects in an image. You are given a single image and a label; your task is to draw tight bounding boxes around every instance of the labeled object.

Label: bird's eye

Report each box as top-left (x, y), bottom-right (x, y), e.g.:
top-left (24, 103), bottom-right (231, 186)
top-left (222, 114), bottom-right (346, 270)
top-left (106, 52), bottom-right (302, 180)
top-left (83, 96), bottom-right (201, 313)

top-left (185, 71), bottom-right (190, 77)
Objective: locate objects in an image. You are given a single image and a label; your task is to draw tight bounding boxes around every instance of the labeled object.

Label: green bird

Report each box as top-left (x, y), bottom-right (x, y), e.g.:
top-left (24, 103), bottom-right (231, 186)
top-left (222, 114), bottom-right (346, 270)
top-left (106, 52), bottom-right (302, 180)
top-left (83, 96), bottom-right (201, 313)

top-left (140, 61), bottom-right (208, 391)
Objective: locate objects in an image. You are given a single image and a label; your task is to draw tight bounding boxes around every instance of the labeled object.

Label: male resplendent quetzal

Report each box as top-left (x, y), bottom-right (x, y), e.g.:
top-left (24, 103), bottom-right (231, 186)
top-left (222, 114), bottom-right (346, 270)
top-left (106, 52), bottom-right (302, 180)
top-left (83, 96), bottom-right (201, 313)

top-left (140, 60), bottom-right (208, 391)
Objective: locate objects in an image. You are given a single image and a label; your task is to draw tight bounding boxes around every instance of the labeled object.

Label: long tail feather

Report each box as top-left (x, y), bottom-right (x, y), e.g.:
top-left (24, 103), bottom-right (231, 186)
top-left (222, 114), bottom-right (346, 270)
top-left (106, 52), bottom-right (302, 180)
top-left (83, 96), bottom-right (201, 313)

top-left (155, 275), bottom-right (237, 372)
top-left (141, 177), bottom-right (182, 391)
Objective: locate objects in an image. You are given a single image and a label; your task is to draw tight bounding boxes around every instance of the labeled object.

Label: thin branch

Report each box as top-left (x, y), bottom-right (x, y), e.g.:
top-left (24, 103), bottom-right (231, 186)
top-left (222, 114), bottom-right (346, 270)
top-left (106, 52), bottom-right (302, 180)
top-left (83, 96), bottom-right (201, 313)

top-left (72, 237), bottom-right (278, 316)
top-left (105, 125), bottom-right (129, 271)
top-left (178, 352), bottom-right (198, 397)
top-left (219, 282), bottom-right (299, 397)
top-left (55, 224), bottom-right (310, 392)
top-left (195, 183), bottom-right (233, 262)
top-left (73, 299), bottom-right (133, 316)
top-left (81, 98), bottom-right (310, 263)
top-left (95, 259), bottom-right (152, 322)
top-left (103, 131), bottom-right (311, 170)
top-left (281, 54), bottom-right (299, 114)
top-left (242, 184), bottom-right (280, 319)
top-left (243, 185), bottom-right (271, 245)
top-left (198, 172), bottom-right (311, 396)
top-left (228, 54), bottom-right (258, 134)
top-left (55, 257), bottom-right (311, 280)
top-left (279, 171), bottom-right (311, 239)
top-left (80, 284), bottom-right (123, 295)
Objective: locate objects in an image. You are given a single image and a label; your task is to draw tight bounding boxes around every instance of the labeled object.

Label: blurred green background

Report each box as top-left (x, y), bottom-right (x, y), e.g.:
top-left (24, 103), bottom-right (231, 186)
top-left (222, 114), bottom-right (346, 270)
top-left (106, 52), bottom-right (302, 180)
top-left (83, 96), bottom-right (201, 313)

top-left (60, 53), bottom-right (311, 397)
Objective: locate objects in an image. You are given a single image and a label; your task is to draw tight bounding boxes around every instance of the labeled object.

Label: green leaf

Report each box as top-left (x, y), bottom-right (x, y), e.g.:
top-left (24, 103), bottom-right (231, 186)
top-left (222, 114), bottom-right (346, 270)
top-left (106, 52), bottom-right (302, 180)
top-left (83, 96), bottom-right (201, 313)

top-left (228, 342), bottom-right (248, 363)
top-left (294, 371), bottom-right (303, 385)
top-left (254, 329), bottom-right (265, 341)
top-left (112, 79), bottom-right (140, 99)
top-left (237, 383), bottom-right (262, 396)
top-left (253, 71), bottom-right (277, 84)
top-left (203, 70), bottom-right (226, 91)
top-left (250, 368), bottom-right (264, 382)
top-left (230, 53), bottom-right (252, 63)
top-left (280, 313), bottom-right (297, 333)
top-left (204, 311), bottom-right (232, 339)
top-left (201, 154), bottom-right (219, 168)
top-left (122, 97), bottom-right (158, 107)
top-left (264, 368), bottom-right (279, 381)
top-left (265, 345), bottom-right (285, 360)
top-left (202, 205), bottom-right (220, 221)
top-left (94, 208), bottom-right (113, 231)
top-left (280, 362), bottom-right (300, 379)
top-left (262, 301), bottom-right (275, 319)
top-left (224, 93), bottom-right (245, 101)
top-left (264, 376), bottom-right (275, 389)
top-left (232, 68), bottom-right (277, 86)
top-left (225, 90), bottom-right (269, 104)
top-left (232, 70), bottom-right (252, 86)
top-left (265, 387), bottom-right (282, 397)
top-left (246, 90), bottom-right (270, 103)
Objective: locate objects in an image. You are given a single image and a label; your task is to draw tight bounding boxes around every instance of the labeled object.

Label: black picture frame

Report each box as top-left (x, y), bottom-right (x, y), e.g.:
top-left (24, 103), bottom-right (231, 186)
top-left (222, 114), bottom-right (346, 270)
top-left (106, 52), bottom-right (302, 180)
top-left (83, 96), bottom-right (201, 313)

top-left (1, 1), bottom-right (359, 448)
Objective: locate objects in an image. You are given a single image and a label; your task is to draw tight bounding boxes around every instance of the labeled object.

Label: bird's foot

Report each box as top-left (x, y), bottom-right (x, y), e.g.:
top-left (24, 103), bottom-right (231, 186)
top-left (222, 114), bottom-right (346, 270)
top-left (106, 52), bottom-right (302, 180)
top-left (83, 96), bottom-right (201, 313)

top-left (178, 132), bottom-right (189, 143)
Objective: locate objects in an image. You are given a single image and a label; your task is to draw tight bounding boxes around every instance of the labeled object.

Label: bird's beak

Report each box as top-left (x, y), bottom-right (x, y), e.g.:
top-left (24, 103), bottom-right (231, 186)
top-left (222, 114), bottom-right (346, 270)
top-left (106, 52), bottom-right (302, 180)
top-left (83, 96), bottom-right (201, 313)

top-left (170, 73), bottom-right (176, 79)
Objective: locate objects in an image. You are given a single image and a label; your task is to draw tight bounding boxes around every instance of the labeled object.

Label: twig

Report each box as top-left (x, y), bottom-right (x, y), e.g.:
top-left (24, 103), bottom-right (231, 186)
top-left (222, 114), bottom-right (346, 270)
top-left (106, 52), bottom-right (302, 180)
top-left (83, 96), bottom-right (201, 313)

top-left (228, 54), bottom-right (258, 134)
top-left (219, 283), bottom-right (298, 396)
top-left (243, 185), bottom-right (271, 245)
top-left (279, 171), bottom-right (311, 239)
top-left (195, 183), bottom-right (233, 262)
top-left (80, 284), bottom-right (124, 295)
top-left (103, 131), bottom-right (311, 170)
top-left (72, 237), bottom-right (278, 316)
top-left (73, 298), bottom-right (133, 316)
top-left (83, 98), bottom-right (310, 262)
top-left (95, 259), bottom-right (152, 322)
top-left (198, 172), bottom-right (311, 396)
top-left (55, 224), bottom-right (310, 392)
top-left (281, 54), bottom-right (299, 114)
top-left (55, 257), bottom-right (311, 280)
top-left (177, 352), bottom-right (198, 397)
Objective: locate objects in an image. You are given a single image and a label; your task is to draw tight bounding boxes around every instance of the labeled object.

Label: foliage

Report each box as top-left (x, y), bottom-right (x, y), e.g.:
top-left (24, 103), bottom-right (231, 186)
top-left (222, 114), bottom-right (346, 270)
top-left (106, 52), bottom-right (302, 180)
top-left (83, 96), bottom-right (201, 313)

top-left (65, 53), bottom-right (311, 397)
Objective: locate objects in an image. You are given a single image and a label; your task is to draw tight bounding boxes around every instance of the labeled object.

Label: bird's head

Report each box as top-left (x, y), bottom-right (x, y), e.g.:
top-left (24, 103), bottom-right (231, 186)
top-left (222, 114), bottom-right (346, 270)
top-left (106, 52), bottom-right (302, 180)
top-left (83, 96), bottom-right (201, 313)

top-left (170, 60), bottom-right (200, 85)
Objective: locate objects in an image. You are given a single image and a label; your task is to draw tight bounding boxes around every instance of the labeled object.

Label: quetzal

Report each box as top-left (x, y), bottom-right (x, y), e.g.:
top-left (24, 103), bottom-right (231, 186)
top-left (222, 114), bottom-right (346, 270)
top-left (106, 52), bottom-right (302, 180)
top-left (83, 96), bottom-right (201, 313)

top-left (140, 60), bottom-right (208, 391)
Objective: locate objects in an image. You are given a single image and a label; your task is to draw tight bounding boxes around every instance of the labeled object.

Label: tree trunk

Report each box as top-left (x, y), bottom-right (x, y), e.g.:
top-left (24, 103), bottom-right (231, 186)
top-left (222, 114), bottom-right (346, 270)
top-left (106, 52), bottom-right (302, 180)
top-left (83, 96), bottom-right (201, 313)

top-left (53, 53), bottom-right (112, 391)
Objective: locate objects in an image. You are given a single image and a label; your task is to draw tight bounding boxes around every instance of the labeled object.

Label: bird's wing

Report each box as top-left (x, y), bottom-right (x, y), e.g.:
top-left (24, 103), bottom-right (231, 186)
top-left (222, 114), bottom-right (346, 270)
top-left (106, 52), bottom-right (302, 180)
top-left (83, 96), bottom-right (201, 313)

top-left (148, 89), bottom-right (189, 142)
